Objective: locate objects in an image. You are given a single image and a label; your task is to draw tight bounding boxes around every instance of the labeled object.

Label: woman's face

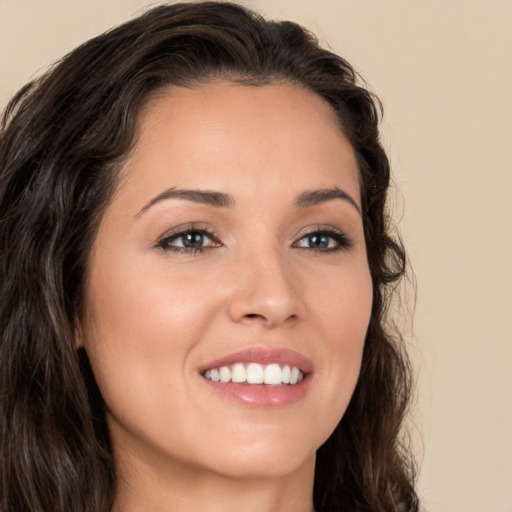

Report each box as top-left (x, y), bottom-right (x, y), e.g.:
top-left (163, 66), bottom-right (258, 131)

top-left (80, 82), bottom-right (373, 482)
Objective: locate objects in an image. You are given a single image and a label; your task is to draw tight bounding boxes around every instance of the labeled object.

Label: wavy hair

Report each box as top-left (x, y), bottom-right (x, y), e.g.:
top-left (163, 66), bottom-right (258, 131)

top-left (0, 2), bottom-right (418, 511)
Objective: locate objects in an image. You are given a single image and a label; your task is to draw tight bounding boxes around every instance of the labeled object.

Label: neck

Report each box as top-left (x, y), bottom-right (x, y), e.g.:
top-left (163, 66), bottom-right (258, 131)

top-left (112, 449), bottom-right (316, 512)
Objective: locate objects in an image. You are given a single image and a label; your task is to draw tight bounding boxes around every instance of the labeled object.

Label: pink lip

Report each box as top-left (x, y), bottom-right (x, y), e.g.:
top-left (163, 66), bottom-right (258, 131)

top-left (199, 347), bottom-right (313, 408)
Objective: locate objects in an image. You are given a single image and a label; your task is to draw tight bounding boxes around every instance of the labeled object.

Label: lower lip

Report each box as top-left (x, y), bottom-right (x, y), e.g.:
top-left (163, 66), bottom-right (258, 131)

top-left (201, 375), bottom-right (311, 407)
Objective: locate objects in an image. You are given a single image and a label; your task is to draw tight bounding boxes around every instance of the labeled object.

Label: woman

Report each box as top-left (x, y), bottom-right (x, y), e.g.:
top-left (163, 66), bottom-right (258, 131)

top-left (0, 2), bottom-right (419, 511)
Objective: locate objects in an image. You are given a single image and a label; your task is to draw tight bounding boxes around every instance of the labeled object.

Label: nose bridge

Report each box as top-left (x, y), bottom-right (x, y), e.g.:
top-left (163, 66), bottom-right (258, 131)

top-left (227, 237), bottom-right (303, 327)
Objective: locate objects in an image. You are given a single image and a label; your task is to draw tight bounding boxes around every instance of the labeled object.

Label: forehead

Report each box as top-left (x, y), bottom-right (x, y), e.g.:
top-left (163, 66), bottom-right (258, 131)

top-left (117, 81), bottom-right (360, 208)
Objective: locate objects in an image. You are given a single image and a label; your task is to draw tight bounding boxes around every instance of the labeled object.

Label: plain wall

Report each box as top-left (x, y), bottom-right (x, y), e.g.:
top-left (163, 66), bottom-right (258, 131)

top-left (1, 1), bottom-right (511, 511)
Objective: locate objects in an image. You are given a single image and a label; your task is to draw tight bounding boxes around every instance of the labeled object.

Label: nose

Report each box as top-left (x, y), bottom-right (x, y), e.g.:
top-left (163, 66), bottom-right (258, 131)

top-left (227, 246), bottom-right (305, 329)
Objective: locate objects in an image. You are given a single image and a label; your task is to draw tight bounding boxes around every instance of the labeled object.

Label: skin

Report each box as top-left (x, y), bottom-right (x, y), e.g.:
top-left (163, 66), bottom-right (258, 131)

top-left (79, 82), bottom-right (373, 512)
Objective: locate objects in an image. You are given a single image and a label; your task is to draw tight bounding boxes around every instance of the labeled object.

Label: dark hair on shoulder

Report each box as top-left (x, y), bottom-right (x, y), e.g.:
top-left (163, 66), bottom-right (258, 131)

top-left (0, 2), bottom-right (418, 511)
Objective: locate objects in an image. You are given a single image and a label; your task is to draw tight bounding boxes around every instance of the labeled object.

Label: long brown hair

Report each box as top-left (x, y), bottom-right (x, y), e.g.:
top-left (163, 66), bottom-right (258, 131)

top-left (0, 3), bottom-right (418, 511)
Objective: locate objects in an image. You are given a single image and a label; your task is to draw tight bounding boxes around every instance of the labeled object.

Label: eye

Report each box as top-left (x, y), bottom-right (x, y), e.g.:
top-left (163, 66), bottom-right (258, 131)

top-left (293, 228), bottom-right (352, 252)
top-left (156, 228), bottom-right (221, 253)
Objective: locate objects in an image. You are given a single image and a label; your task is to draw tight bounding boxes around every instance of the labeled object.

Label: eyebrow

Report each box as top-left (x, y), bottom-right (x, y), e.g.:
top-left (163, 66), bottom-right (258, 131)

top-left (136, 185), bottom-right (360, 217)
top-left (295, 187), bottom-right (361, 214)
top-left (136, 188), bottom-right (235, 217)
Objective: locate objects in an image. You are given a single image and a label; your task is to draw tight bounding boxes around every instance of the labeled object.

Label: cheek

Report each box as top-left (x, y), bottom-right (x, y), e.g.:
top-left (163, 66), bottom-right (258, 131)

top-left (80, 267), bottom-right (221, 461)
top-left (80, 256), bottom-right (213, 407)
top-left (87, 242), bottom-right (218, 330)
top-left (308, 263), bottom-right (372, 422)
top-left (313, 259), bottom-right (373, 348)
top-left (82, 263), bottom-right (214, 376)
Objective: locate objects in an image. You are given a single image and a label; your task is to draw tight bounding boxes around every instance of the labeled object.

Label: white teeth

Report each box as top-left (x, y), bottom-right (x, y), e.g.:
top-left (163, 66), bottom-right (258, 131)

top-left (231, 363), bottom-right (246, 383)
top-left (289, 366), bottom-right (300, 385)
top-left (246, 363), bottom-right (264, 384)
top-left (264, 364), bottom-right (282, 385)
top-left (219, 366), bottom-right (231, 383)
top-left (281, 365), bottom-right (291, 384)
top-left (203, 362), bottom-right (304, 385)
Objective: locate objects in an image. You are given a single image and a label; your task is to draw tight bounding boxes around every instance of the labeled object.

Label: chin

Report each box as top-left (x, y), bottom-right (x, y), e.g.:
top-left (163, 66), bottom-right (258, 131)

top-left (191, 426), bottom-right (320, 481)
top-left (210, 449), bottom-right (316, 481)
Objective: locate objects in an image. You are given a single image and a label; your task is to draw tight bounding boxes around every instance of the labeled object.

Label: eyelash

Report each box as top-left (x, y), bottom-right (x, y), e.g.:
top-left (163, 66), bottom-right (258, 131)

top-left (155, 227), bottom-right (221, 254)
top-left (293, 228), bottom-right (353, 253)
top-left (155, 226), bottom-right (352, 254)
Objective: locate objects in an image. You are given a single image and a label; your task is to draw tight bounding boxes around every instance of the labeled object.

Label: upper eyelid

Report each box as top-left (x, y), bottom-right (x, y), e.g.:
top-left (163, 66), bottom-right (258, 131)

top-left (155, 225), bottom-right (221, 249)
top-left (293, 224), bottom-right (346, 239)
top-left (158, 223), bottom-right (215, 239)
top-left (165, 227), bottom-right (213, 239)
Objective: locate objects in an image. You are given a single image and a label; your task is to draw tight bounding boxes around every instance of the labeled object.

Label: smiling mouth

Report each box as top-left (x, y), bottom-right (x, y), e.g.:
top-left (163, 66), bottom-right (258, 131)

top-left (202, 363), bottom-right (304, 385)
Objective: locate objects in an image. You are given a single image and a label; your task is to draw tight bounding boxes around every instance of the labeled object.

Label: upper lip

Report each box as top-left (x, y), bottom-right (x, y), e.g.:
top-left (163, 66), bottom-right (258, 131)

top-left (199, 347), bottom-right (314, 374)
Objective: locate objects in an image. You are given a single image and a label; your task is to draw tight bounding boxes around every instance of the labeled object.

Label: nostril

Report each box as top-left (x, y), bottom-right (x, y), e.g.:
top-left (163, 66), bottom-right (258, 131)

top-left (242, 312), bottom-right (298, 326)
top-left (243, 313), bottom-right (267, 323)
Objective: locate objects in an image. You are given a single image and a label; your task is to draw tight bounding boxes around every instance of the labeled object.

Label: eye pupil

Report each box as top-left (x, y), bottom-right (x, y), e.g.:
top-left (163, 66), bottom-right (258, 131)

top-left (309, 234), bottom-right (329, 248)
top-left (183, 232), bottom-right (204, 247)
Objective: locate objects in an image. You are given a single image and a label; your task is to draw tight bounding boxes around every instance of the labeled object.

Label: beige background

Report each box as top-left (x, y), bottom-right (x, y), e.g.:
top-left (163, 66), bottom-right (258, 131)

top-left (1, 1), bottom-right (511, 511)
